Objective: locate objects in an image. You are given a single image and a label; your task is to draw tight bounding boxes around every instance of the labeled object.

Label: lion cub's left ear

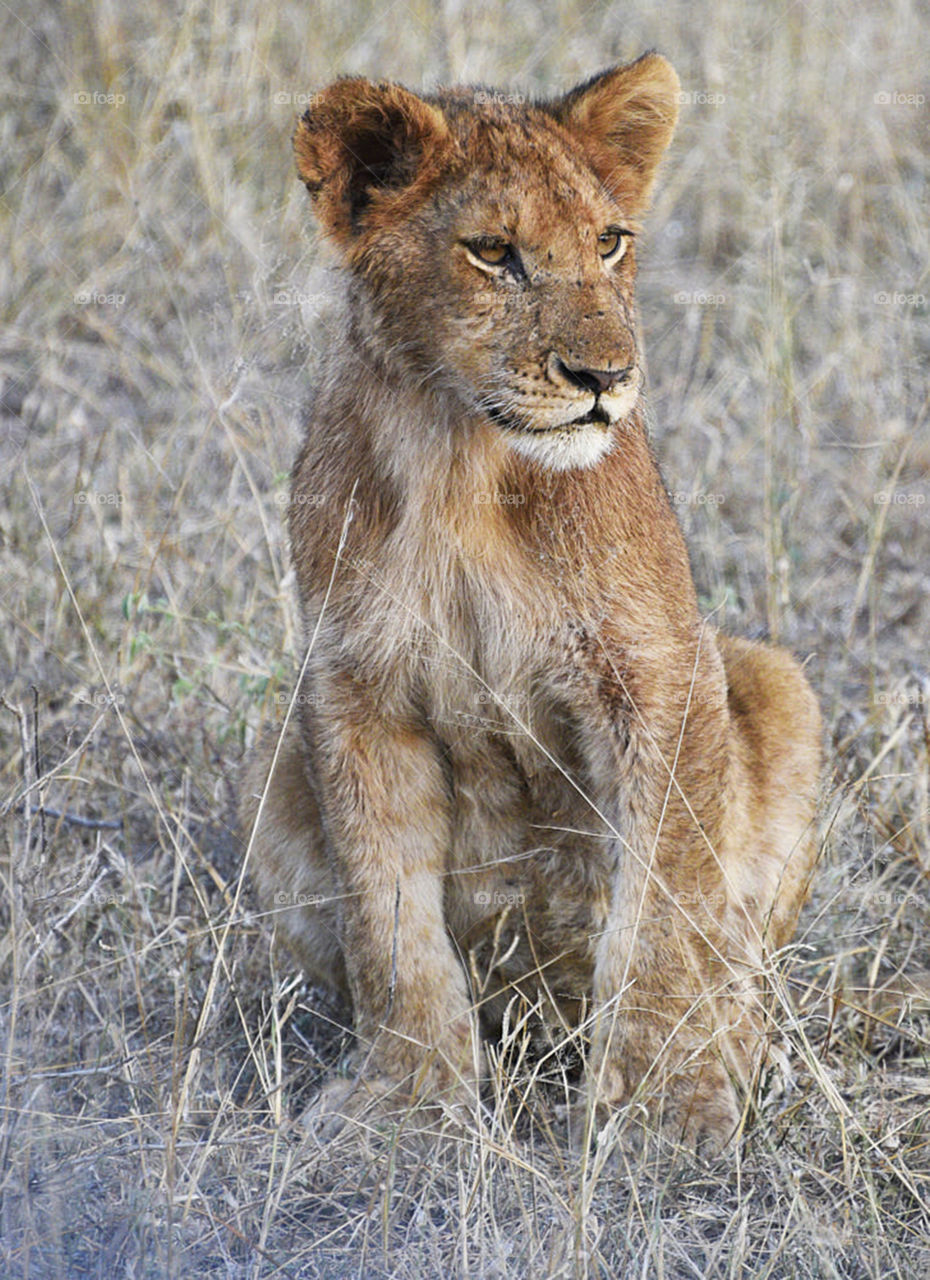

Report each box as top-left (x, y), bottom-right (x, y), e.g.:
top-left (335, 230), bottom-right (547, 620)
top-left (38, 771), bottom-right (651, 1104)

top-left (549, 53), bottom-right (680, 216)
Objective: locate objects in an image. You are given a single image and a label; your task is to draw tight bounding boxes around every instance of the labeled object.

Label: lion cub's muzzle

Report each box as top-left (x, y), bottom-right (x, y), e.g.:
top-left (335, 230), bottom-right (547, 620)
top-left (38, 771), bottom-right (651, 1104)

top-left (552, 355), bottom-right (634, 396)
top-left (547, 351), bottom-right (641, 426)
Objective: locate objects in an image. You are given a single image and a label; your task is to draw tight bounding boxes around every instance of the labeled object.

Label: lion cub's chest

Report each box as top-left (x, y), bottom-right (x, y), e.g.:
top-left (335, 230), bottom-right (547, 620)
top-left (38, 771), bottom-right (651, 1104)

top-left (411, 550), bottom-right (553, 740)
top-left (404, 556), bottom-right (614, 992)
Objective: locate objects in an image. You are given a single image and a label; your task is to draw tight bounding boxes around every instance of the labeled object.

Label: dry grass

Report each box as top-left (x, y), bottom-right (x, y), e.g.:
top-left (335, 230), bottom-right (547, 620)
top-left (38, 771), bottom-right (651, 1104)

top-left (1, 0), bottom-right (929, 1275)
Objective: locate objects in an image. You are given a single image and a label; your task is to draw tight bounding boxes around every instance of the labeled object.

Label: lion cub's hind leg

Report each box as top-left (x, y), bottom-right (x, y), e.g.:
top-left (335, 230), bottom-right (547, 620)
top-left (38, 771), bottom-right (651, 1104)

top-left (239, 718), bottom-right (348, 1003)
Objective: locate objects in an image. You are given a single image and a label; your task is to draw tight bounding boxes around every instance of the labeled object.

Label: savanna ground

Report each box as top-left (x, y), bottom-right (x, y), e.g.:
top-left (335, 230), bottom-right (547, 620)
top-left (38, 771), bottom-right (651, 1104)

top-left (1, 1), bottom-right (928, 1275)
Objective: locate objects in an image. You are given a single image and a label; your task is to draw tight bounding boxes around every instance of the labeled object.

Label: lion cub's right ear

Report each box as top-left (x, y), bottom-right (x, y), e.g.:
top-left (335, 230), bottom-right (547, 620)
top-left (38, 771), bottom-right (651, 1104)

top-left (293, 79), bottom-right (453, 247)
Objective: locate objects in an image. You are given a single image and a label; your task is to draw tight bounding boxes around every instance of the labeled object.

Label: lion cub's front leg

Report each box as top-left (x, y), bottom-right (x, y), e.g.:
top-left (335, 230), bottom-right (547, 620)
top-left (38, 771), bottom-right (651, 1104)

top-left (304, 672), bottom-right (480, 1127)
top-left (586, 880), bottom-right (751, 1155)
top-left (578, 636), bottom-right (820, 1154)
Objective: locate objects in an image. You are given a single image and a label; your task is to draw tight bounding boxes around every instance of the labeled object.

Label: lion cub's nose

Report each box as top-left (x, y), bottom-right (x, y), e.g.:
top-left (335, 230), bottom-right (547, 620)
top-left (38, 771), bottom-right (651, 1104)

top-left (552, 357), bottom-right (633, 395)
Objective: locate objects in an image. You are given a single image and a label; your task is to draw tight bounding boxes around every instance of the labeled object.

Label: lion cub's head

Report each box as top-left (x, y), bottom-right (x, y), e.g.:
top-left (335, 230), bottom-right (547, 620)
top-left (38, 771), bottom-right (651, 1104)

top-left (293, 56), bottom-right (679, 472)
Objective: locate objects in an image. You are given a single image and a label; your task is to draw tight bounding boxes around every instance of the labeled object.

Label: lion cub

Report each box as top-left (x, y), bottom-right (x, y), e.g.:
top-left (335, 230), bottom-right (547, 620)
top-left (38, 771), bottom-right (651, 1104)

top-left (241, 54), bottom-right (821, 1153)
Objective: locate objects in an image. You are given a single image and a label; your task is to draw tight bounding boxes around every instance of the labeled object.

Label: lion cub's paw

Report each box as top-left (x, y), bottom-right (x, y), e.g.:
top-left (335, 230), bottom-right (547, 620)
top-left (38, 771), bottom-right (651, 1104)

top-left (303, 1069), bottom-right (481, 1146)
top-left (570, 1099), bottom-right (740, 1164)
top-left (572, 1065), bottom-right (743, 1163)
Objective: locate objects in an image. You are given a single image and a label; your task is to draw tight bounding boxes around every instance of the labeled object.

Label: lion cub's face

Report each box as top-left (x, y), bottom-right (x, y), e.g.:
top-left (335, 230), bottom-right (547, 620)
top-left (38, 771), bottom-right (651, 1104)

top-left (435, 135), bottom-right (641, 471)
top-left (294, 57), bottom-right (679, 471)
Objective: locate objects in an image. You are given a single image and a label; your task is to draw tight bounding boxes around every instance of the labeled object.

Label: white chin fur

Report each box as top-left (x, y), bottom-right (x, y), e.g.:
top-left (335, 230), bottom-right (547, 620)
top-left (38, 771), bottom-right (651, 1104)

top-left (505, 421), bottom-right (614, 471)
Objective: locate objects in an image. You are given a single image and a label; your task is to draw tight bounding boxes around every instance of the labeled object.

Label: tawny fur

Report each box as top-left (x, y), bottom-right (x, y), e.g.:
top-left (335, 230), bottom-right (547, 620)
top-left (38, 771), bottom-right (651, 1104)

top-left (240, 54), bottom-right (821, 1152)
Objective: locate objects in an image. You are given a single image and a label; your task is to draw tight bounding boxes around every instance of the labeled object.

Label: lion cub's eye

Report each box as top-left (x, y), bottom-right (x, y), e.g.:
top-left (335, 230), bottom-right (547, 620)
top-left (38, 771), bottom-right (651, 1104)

top-left (474, 241), bottom-right (509, 264)
top-left (463, 238), bottom-right (519, 272)
top-left (598, 228), bottom-right (631, 261)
